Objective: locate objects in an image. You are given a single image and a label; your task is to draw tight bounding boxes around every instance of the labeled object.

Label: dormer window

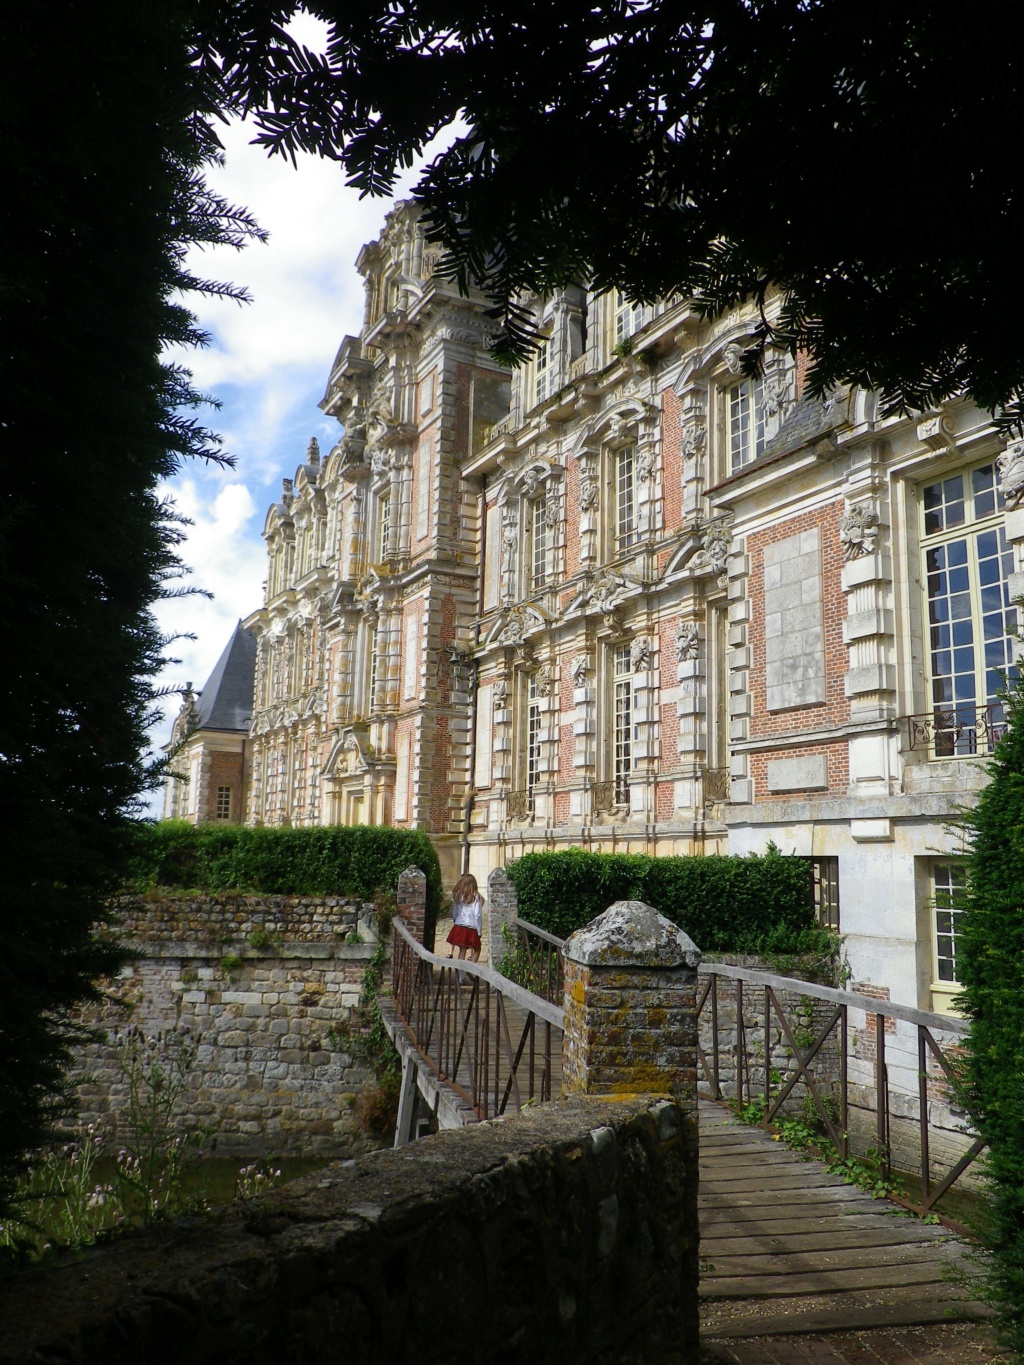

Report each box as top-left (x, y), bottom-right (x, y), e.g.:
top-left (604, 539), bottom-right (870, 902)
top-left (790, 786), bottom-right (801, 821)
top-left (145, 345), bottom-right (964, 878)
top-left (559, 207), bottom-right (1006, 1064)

top-left (615, 292), bottom-right (649, 347)
top-left (378, 489), bottom-right (391, 561)
top-left (533, 335), bottom-right (554, 406)
top-left (727, 377), bottom-right (766, 472)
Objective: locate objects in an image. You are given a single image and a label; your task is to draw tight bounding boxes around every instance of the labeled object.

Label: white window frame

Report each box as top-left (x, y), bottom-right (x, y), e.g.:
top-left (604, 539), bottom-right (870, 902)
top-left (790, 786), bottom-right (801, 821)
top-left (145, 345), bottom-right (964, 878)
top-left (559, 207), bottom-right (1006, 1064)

top-left (612, 643), bottom-right (633, 804)
top-left (613, 443), bottom-right (638, 553)
top-left (725, 376), bottom-right (765, 473)
top-left (919, 459), bottom-right (1017, 758)
top-left (377, 488), bottom-right (391, 561)
top-left (533, 334), bottom-right (554, 406)
top-left (529, 494), bottom-right (548, 591)
top-left (614, 291), bottom-right (649, 347)
top-left (215, 785), bottom-right (232, 820)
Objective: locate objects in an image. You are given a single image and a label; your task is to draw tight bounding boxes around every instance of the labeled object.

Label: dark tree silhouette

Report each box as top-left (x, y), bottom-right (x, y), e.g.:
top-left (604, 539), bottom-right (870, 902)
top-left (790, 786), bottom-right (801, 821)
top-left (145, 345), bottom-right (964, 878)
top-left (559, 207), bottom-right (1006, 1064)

top-left (0, 2), bottom-right (262, 1219)
top-left (196, 0), bottom-right (1024, 426)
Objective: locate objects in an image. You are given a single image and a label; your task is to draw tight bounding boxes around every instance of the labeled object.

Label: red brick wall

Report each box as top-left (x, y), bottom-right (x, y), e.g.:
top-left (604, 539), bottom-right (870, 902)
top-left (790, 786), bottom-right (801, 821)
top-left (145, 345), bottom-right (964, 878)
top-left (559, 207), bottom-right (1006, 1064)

top-left (554, 791), bottom-right (571, 824)
top-left (655, 781), bottom-right (674, 821)
top-left (564, 453), bottom-right (581, 578)
top-left (658, 615), bottom-right (680, 771)
top-left (660, 386), bottom-right (684, 536)
top-left (558, 657), bottom-right (576, 782)
top-left (748, 740), bottom-right (849, 802)
top-left (204, 752), bottom-right (245, 821)
top-left (747, 501), bottom-right (849, 741)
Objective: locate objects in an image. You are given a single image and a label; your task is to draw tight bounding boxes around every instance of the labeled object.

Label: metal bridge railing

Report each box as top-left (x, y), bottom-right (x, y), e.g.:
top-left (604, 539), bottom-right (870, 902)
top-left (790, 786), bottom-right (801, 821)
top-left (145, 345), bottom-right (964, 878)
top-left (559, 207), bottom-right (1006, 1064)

top-left (504, 914), bottom-right (565, 1007)
top-left (391, 918), bottom-right (565, 1121)
top-left (697, 963), bottom-right (984, 1229)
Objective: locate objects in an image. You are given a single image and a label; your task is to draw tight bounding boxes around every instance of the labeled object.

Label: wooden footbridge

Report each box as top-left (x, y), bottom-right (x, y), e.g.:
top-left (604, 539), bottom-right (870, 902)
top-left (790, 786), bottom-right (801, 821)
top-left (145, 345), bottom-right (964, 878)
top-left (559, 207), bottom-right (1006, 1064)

top-left (383, 917), bottom-right (994, 1348)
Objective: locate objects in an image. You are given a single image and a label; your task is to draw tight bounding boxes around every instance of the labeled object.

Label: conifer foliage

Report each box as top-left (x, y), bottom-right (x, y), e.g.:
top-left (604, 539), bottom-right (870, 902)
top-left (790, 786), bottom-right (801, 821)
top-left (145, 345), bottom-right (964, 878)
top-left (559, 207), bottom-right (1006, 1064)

top-left (958, 678), bottom-right (1024, 1353)
top-left (0, 4), bottom-right (262, 1220)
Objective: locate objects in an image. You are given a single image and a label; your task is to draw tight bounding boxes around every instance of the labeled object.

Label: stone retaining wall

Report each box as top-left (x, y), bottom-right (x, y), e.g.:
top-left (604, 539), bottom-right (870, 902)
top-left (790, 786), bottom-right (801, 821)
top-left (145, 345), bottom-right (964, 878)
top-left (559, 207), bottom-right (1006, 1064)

top-left (73, 894), bottom-right (384, 1158)
top-left (0, 1096), bottom-right (700, 1365)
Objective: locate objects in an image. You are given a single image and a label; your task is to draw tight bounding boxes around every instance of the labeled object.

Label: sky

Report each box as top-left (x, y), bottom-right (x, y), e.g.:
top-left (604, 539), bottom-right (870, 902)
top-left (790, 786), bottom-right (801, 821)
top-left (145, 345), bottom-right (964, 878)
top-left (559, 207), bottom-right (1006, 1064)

top-left (149, 14), bottom-right (457, 798)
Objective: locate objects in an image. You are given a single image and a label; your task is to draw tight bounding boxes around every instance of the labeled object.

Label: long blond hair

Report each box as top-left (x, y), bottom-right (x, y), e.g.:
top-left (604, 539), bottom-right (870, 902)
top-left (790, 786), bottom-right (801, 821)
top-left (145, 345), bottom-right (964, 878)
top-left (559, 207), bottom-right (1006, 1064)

top-left (452, 873), bottom-right (479, 905)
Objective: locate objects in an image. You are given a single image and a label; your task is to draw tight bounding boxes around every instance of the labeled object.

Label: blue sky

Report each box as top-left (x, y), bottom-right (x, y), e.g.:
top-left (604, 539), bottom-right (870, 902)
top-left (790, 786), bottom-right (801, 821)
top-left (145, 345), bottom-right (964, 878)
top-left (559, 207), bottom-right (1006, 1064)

top-left (149, 26), bottom-right (457, 791)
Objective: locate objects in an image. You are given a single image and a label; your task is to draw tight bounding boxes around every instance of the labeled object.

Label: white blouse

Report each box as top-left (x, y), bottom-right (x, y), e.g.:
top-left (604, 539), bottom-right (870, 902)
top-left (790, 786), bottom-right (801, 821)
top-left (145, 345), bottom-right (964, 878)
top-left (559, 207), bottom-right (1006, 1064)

top-left (451, 896), bottom-right (483, 933)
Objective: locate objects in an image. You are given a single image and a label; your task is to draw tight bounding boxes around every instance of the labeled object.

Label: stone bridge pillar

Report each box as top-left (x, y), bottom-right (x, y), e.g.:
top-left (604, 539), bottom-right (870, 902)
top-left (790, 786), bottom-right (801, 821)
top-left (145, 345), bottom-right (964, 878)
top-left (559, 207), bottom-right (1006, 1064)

top-left (562, 900), bottom-right (701, 1112)
top-left (396, 865), bottom-right (428, 946)
top-left (487, 866), bottom-right (517, 963)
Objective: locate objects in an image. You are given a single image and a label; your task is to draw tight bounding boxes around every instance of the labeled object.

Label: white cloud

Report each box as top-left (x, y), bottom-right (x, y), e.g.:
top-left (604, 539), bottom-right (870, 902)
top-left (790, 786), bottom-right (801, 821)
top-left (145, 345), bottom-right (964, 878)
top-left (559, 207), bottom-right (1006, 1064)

top-left (152, 477), bottom-right (264, 698)
top-left (146, 108), bottom-right (462, 807)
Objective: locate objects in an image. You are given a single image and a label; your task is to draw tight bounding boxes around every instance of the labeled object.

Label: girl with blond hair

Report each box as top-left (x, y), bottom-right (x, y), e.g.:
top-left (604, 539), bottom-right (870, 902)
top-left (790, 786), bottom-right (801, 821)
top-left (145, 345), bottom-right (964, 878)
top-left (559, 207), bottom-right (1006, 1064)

top-left (446, 872), bottom-right (483, 964)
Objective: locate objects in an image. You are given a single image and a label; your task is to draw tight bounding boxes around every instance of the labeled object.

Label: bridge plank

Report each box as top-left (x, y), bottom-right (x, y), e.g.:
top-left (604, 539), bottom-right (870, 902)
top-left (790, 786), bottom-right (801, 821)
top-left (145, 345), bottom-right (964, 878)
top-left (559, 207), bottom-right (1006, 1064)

top-left (697, 1098), bottom-right (988, 1336)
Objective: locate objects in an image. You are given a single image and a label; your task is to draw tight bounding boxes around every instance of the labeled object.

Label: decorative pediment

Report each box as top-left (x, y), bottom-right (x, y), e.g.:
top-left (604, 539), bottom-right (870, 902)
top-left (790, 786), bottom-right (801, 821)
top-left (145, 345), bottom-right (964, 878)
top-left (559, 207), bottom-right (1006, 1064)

top-left (322, 727), bottom-right (372, 778)
top-left (564, 568), bottom-right (643, 630)
top-left (484, 603), bottom-right (550, 648)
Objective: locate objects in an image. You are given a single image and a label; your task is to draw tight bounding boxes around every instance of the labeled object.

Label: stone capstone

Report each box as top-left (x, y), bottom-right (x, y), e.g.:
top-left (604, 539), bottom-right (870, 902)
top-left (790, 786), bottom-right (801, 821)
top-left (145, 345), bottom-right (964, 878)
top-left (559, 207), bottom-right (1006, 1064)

top-left (564, 900), bottom-right (701, 969)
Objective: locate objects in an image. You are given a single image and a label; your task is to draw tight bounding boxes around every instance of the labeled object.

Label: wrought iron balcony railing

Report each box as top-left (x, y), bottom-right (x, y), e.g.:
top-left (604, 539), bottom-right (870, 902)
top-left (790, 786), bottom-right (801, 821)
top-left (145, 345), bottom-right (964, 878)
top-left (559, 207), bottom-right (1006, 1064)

top-left (905, 704), bottom-right (1007, 759)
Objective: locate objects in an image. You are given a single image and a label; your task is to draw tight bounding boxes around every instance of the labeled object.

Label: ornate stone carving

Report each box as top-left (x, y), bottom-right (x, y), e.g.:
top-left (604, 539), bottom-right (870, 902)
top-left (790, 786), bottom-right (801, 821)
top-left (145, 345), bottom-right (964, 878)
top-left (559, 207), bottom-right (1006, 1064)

top-left (535, 663), bottom-right (555, 696)
top-left (998, 439), bottom-right (1024, 507)
top-left (691, 523), bottom-right (732, 576)
top-left (838, 503), bottom-right (880, 561)
top-left (570, 653), bottom-right (590, 686)
top-left (500, 506), bottom-right (519, 601)
top-left (630, 635), bottom-right (652, 672)
top-left (497, 606), bottom-right (531, 646)
top-left (763, 374), bottom-right (789, 420)
top-left (578, 476), bottom-right (599, 512)
top-left (723, 342), bottom-right (745, 374)
top-left (681, 418), bottom-right (706, 461)
top-left (369, 446), bottom-right (391, 476)
top-left (354, 569), bottom-right (385, 620)
top-left (493, 679), bottom-right (510, 709)
top-left (636, 446), bottom-right (657, 483)
top-left (544, 496), bottom-right (562, 530)
top-left (676, 621), bottom-right (701, 662)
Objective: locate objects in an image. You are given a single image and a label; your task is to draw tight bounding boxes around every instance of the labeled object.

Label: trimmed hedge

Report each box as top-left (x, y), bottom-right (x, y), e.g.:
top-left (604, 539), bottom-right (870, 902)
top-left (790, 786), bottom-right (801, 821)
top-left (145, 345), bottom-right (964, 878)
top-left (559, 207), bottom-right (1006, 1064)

top-left (129, 822), bottom-right (442, 941)
top-left (506, 846), bottom-right (818, 953)
top-left (958, 677), bottom-right (1024, 1355)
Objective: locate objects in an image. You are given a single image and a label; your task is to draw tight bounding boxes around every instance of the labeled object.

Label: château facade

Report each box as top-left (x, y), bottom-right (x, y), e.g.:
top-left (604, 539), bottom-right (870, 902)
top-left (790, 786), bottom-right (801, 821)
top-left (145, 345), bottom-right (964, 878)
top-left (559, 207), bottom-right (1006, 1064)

top-left (168, 200), bottom-right (1024, 1015)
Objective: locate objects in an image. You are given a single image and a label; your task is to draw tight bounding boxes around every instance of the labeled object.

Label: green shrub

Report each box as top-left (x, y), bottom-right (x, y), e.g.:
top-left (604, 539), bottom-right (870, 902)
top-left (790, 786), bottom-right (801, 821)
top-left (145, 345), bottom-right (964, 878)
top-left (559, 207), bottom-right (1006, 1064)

top-left (128, 823), bottom-right (441, 945)
top-left (506, 844), bottom-right (818, 953)
top-left (957, 677), bottom-right (1024, 1356)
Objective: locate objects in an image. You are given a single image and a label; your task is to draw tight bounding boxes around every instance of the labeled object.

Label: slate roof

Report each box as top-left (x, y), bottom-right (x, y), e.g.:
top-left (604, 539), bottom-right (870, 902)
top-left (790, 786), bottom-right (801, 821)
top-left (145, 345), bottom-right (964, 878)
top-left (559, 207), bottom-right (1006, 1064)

top-left (194, 622), bottom-right (257, 732)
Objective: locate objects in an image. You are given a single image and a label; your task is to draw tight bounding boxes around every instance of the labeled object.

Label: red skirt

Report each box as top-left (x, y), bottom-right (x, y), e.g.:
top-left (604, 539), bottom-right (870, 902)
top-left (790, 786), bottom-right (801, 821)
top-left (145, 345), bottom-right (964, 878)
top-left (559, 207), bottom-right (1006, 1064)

top-left (447, 925), bottom-right (481, 950)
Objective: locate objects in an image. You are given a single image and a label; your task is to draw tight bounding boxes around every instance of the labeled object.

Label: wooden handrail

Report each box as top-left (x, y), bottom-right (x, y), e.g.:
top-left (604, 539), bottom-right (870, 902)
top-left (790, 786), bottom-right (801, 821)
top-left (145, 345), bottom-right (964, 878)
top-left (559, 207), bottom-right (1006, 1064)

top-left (392, 917), bottom-right (565, 1028)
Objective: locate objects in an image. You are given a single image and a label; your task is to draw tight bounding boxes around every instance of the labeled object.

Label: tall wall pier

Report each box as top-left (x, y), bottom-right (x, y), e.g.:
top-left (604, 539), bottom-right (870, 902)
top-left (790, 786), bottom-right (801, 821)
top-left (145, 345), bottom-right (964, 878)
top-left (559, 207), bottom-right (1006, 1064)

top-left (76, 893), bottom-right (383, 1157)
top-left (0, 1096), bottom-right (700, 1365)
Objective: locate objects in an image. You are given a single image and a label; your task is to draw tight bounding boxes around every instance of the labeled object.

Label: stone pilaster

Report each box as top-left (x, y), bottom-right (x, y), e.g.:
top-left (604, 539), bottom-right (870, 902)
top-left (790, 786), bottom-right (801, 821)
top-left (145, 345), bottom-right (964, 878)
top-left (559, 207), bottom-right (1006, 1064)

top-left (562, 900), bottom-right (700, 1110)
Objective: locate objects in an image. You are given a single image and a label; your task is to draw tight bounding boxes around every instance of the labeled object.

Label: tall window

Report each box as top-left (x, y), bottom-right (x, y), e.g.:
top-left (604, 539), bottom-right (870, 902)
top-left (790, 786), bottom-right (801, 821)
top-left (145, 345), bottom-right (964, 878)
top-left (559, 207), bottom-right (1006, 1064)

top-left (727, 377), bottom-right (765, 472)
top-left (215, 785), bottom-right (232, 820)
top-left (809, 857), bottom-right (840, 930)
top-left (613, 644), bottom-right (633, 804)
top-left (378, 489), bottom-right (391, 561)
top-left (922, 462), bottom-right (1017, 755)
top-left (932, 862), bottom-right (966, 987)
top-left (530, 496), bottom-right (547, 590)
top-left (534, 336), bottom-right (553, 405)
top-left (368, 625), bottom-right (380, 710)
top-left (526, 672), bottom-right (542, 811)
top-left (614, 291), bottom-right (648, 346)
top-left (615, 444), bottom-right (638, 551)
